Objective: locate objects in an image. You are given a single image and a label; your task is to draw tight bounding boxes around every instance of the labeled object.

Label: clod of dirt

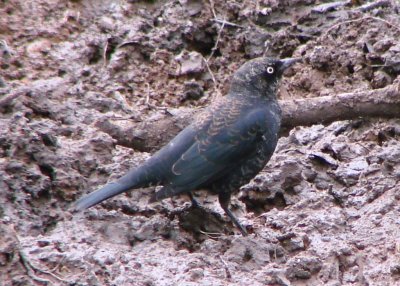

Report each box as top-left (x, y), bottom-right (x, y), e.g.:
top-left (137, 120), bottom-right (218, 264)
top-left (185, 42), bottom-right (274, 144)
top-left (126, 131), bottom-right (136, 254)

top-left (285, 256), bottom-right (323, 280)
top-left (175, 51), bottom-right (205, 75)
top-left (177, 205), bottom-right (230, 237)
top-left (182, 80), bottom-right (204, 101)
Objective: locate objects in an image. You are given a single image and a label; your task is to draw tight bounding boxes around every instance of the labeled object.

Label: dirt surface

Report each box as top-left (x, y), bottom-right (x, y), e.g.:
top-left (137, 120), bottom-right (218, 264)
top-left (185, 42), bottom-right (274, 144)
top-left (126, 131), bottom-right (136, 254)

top-left (1, 0), bottom-right (400, 285)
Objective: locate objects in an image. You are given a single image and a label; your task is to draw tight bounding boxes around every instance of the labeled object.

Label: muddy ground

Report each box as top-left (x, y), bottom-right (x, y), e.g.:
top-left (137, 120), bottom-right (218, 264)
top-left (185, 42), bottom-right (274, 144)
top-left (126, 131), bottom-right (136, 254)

top-left (1, 0), bottom-right (400, 285)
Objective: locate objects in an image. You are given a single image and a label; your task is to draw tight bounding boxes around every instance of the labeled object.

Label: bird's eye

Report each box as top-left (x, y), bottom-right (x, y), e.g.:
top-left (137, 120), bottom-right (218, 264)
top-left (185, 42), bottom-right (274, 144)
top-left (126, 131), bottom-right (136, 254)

top-left (266, 66), bottom-right (274, 74)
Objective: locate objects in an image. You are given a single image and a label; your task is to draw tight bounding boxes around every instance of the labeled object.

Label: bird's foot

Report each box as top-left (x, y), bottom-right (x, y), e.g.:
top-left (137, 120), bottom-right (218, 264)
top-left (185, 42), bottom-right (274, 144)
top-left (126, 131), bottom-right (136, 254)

top-left (224, 208), bottom-right (248, 236)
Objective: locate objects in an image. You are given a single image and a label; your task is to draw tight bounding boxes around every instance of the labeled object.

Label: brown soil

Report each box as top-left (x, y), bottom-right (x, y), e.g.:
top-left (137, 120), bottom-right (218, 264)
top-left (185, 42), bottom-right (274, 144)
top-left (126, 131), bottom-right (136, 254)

top-left (1, 0), bottom-right (400, 285)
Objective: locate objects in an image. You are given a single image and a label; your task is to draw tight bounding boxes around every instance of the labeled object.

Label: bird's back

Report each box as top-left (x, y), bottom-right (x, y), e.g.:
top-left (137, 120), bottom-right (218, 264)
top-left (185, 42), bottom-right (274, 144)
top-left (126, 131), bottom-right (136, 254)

top-left (150, 92), bottom-right (281, 200)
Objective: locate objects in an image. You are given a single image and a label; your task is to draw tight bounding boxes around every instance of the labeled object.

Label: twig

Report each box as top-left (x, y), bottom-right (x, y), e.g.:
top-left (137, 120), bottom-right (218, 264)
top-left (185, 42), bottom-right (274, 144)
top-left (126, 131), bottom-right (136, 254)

top-left (207, 18), bottom-right (225, 61)
top-left (102, 39), bottom-right (109, 66)
top-left (202, 57), bottom-right (217, 87)
top-left (143, 83), bottom-right (173, 115)
top-left (48, 256), bottom-right (67, 276)
top-left (325, 15), bottom-right (400, 36)
top-left (208, 0), bottom-right (217, 19)
top-left (199, 229), bottom-right (223, 239)
top-left (0, 90), bottom-right (23, 107)
top-left (212, 18), bottom-right (243, 28)
top-left (324, 17), bottom-right (365, 35)
top-left (365, 15), bottom-right (400, 32)
top-left (219, 256), bottom-right (232, 279)
top-left (204, 0), bottom-right (226, 100)
top-left (207, 0), bottom-right (226, 61)
top-left (202, 57), bottom-right (221, 101)
top-left (145, 82), bottom-right (151, 106)
top-left (108, 115), bottom-right (139, 120)
top-left (117, 40), bottom-right (138, 49)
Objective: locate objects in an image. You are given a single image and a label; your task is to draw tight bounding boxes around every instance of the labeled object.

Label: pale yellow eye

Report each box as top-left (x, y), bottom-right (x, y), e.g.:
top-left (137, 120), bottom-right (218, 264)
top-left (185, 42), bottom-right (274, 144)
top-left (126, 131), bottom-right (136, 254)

top-left (267, 66), bottom-right (274, 74)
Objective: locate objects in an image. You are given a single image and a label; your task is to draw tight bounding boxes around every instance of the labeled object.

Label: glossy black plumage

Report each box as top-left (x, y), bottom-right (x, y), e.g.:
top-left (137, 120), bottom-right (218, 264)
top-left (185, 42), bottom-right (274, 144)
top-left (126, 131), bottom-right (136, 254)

top-left (74, 57), bottom-right (299, 235)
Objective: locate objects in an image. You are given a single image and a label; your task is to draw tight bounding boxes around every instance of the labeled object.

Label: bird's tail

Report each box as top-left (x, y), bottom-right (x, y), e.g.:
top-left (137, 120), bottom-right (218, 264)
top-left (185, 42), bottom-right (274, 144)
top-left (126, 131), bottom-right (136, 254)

top-left (73, 167), bottom-right (156, 211)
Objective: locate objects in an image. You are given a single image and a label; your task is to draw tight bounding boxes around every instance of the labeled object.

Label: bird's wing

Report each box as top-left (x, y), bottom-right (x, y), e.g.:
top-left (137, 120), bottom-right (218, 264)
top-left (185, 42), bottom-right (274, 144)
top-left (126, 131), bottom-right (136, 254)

top-left (152, 106), bottom-right (270, 200)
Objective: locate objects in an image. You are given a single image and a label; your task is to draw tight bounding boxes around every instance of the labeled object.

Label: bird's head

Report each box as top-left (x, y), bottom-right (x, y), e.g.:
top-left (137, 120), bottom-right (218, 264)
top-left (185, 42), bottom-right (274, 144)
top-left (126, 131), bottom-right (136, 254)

top-left (230, 57), bottom-right (301, 98)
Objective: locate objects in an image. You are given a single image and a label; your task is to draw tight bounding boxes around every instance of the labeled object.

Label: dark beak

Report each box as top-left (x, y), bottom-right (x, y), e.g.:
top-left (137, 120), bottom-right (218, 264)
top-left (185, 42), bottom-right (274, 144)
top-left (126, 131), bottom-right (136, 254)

top-left (278, 57), bottom-right (302, 73)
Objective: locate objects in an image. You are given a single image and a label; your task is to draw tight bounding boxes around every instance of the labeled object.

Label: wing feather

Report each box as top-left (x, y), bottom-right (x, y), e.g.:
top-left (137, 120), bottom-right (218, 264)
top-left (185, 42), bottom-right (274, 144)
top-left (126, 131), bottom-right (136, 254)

top-left (160, 107), bottom-right (269, 196)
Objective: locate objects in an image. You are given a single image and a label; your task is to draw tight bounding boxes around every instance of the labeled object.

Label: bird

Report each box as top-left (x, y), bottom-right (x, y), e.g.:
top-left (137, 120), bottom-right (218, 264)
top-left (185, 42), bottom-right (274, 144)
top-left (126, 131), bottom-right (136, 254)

top-left (73, 57), bottom-right (300, 235)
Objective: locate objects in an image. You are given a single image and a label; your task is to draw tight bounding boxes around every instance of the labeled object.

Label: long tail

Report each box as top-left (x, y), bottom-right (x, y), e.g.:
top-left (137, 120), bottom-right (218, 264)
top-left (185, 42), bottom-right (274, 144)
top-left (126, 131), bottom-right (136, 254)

top-left (73, 167), bottom-right (156, 211)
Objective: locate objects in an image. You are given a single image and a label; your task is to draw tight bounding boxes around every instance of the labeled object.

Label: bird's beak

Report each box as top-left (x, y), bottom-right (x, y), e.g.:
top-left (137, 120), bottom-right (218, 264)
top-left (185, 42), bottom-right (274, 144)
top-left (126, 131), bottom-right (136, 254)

top-left (278, 57), bottom-right (302, 73)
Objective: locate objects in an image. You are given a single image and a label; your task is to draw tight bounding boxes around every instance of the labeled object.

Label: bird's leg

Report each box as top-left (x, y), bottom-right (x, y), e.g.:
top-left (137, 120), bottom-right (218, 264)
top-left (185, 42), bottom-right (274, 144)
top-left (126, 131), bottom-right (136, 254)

top-left (218, 192), bottom-right (248, 236)
top-left (188, 192), bottom-right (200, 208)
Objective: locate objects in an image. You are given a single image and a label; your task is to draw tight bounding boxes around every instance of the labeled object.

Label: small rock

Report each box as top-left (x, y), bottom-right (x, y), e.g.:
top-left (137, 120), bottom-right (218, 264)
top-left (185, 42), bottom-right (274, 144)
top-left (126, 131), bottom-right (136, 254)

top-left (92, 249), bottom-right (116, 265)
top-left (182, 0), bottom-right (203, 16)
top-left (98, 16), bottom-right (116, 32)
top-left (308, 46), bottom-right (332, 71)
top-left (129, 217), bottom-right (172, 243)
top-left (188, 268), bottom-right (204, 281)
top-left (308, 152), bottom-right (338, 169)
top-left (302, 167), bottom-right (317, 182)
top-left (333, 158), bottom-right (368, 186)
top-left (291, 125), bottom-right (324, 145)
top-left (280, 236), bottom-right (306, 252)
top-left (37, 240), bottom-right (51, 247)
top-left (286, 256), bottom-right (323, 280)
top-left (371, 70), bottom-right (392, 89)
top-left (178, 205), bottom-right (228, 236)
top-left (223, 237), bottom-right (273, 266)
top-left (370, 213), bottom-right (382, 226)
top-left (390, 264), bottom-right (400, 276)
top-left (264, 269), bottom-right (292, 286)
top-left (245, 30), bottom-right (270, 58)
top-left (183, 80), bottom-right (204, 101)
top-left (26, 39), bottom-right (52, 58)
top-left (85, 91), bottom-right (122, 113)
top-left (373, 38), bottom-right (393, 53)
top-left (175, 51), bottom-right (204, 75)
top-left (377, 141), bottom-right (400, 163)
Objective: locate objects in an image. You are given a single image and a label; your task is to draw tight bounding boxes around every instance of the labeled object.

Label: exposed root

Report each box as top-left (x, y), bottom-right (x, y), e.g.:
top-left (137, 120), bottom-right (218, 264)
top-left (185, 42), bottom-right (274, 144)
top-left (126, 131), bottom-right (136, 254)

top-left (325, 15), bottom-right (400, 37)
top-left (13, 228), bottom-right (71, 285)
top-left (199, 229), bottom-right (223, 239)
top-left (219, 256), bottom-right (232, 279)
top-left (20, 249), bottom-right (71, 285)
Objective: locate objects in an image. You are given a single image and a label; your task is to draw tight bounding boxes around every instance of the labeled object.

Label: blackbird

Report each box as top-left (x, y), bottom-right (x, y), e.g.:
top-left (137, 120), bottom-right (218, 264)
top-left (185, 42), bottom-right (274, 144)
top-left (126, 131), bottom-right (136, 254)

top-left (74, 57), bottom-right (299, 235)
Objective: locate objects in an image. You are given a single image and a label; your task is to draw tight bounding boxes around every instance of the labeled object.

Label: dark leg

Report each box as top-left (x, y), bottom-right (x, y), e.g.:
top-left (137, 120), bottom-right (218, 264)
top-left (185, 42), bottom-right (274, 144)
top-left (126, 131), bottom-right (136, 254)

top-left (218, 192), bottom-right (248, 236)
top-left (188, 192), bottom-right (200, 208)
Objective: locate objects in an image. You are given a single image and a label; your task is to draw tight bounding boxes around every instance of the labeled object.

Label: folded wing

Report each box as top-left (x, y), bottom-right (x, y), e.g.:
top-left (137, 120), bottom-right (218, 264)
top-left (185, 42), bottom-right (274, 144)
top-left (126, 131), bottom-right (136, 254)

top-left (151, 108), bottom-right (269, 201)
